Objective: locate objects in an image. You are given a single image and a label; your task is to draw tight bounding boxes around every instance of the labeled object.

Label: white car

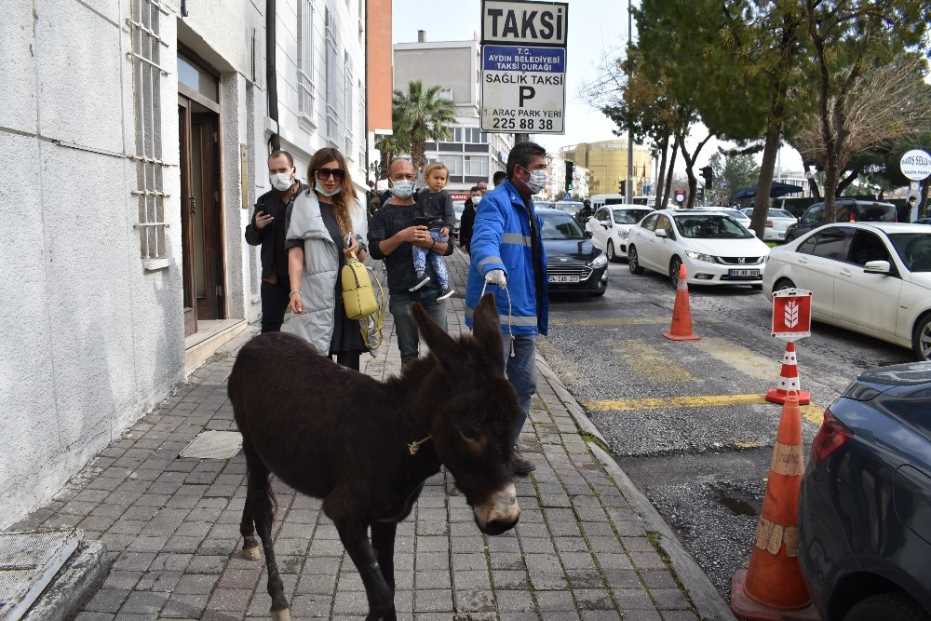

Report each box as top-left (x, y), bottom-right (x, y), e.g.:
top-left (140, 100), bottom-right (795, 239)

top-left (740, 207), bottom-right (798, 241)
top-left (706, 207), bottom-right (752, 228)
top-left (585, 205), bottom-right (654, 261)
top-left (763, 223), bottom-right (931, 360)
top-left (627, 209), bottom-right (771, 287)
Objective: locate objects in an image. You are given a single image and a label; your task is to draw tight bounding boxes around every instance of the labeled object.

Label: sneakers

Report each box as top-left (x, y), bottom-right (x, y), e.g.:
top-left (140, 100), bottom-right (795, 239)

top-left (436, 287), bottom-right (455, 301)
top-left (409, 273), bottom-right (431, 292)
top-left (511, 448), bottom-right (536, 476)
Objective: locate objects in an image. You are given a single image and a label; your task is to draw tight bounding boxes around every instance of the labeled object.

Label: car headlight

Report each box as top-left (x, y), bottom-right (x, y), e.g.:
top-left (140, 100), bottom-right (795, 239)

top-left (588, 254), bottom-right (608, 268)
top-left (685, 250), bottom-right (716, 263)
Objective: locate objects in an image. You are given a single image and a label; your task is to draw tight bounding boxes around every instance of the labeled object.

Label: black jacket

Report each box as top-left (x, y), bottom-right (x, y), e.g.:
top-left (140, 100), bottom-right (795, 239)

top-left (459, 200), bottom-right (476, 251)
top-left (244, 184), bottom-right (304, 282)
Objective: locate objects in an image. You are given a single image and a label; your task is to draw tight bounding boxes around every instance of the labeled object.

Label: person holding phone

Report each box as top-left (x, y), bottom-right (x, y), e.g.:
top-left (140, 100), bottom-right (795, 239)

top-left (245, 150), bottom-right (304, 333)
top-left (283, 147), bottom-right (369, 370)
top-left (368, 158), bottom-right (453, 366)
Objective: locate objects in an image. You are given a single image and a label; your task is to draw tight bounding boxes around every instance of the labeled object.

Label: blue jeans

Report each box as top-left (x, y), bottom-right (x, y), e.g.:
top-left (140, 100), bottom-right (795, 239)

top-left (503, 334), bottom-right (536, 446)
top-left (388, 290), bottom-right (449, 364)
top-left (411, 230), bottom-right (450, 290)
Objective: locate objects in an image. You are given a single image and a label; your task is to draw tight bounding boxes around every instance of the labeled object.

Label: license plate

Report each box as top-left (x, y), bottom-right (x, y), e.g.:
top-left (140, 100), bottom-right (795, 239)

top-left (549, 274), bottom-right (580, 283)
top-left (728, 269), bottom-right (761, 278)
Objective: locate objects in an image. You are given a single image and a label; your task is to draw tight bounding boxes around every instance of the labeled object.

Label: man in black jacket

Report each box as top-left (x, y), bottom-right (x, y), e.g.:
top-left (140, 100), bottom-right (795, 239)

top-left (458, 185), bottom-right (483, 253)
top-left (245, 150), bottom-right (304, 332)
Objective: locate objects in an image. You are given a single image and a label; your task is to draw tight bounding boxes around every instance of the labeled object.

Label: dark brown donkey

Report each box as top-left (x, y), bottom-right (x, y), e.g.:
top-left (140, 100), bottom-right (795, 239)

top-left (228, 295), bottom-right (523, 621)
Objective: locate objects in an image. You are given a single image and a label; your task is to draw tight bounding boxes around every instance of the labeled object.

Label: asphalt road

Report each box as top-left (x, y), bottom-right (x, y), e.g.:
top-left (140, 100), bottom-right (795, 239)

top-left (539, 257), bottom-right (914, 600)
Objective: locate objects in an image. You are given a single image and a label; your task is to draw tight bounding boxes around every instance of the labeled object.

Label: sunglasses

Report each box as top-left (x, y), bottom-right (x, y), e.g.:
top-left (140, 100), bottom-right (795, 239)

top-left (316, 168), bottom-right (346, 180)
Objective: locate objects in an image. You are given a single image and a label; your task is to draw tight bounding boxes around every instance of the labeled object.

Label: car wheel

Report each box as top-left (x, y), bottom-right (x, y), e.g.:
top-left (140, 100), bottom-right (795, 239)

top-left (843, 592), bottom-right (928, 621)
top-left (913, 312), bottom-right (931, 362)
top-left (628, 245), bottom-right (644, 274)
top-left (774, 278), bottom-right (796, 293)
top-left (606, 240), bottom-right (617, 262)
top-left (669, 256), bottom-right (682, 287)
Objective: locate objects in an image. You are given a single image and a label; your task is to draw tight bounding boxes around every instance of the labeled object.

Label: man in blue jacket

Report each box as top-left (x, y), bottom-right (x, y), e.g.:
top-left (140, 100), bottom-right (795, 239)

top-left (466, 141), bottom-right (549, 475)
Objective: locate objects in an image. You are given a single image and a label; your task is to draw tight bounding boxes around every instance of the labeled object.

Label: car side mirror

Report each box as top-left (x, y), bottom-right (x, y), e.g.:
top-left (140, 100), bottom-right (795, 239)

top-left (655, 229), bottom-right (668, 238)
top-left (863, 260), bottom-right (891, 275)
top-left (584, 230), bottom-right (593, 239)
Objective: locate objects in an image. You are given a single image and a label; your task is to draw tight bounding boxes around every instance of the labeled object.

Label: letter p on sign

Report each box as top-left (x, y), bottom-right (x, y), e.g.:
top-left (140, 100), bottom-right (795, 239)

top-left (771, 289), bottom-right (812, 340)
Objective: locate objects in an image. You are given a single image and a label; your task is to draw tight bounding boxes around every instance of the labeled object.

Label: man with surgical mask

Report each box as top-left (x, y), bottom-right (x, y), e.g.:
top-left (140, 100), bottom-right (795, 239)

top-left (368, 158), bottom-right (453, 365)
top-left (465, 141), bottom-right (550, 475)
top-left (245, 150), bottom-right (304, 332)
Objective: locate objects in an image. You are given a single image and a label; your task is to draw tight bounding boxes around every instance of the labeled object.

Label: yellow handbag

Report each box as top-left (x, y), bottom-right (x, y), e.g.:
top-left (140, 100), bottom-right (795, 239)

top-left (341, 252), bottom-right (378, 320)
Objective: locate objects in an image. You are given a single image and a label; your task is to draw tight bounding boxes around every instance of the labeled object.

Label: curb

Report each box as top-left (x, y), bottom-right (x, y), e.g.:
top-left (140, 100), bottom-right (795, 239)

top-left (536, 355), bottom-right (738, 621)
top-left (24, 540), bottom-right (110, 621)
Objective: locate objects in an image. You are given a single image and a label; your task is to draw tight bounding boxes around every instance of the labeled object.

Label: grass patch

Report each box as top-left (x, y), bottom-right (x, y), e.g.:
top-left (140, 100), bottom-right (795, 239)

top-left (581, 430), bottom-right (610, 453)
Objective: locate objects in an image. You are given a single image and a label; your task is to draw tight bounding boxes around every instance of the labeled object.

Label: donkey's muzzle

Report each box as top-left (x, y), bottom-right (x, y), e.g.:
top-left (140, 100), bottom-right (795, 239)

top-left (473, 483), bottom-right (520, 535)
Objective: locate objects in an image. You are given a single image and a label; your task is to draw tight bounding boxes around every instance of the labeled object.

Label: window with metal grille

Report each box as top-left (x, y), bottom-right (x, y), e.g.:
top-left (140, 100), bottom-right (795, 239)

top-left (343, 52), bottom-right (353, 156)
top-left (325, 7), bottom-right (340, 142)
top-left (129, 0), bottom-right (170, 267)
top-left (298, 0), bottom-right (315, 122)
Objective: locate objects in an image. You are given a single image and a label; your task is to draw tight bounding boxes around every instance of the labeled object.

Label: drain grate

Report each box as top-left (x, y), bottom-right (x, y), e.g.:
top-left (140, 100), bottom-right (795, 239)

top-left (0, 530), bottom-right (79, 621)
top-left (179, 430), bottom-right (243, 460)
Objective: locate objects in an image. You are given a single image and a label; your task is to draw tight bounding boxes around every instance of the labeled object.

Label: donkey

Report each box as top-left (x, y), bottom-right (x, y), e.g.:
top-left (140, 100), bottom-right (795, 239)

top-left (227, 294), bottom-right (524, 621)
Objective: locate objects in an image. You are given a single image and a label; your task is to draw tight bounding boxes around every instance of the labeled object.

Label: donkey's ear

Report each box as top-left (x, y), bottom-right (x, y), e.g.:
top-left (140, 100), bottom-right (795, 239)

top-left (413, 303), bottom-right (457, 361)
top-left (473, 294), bottom-right (504, 372)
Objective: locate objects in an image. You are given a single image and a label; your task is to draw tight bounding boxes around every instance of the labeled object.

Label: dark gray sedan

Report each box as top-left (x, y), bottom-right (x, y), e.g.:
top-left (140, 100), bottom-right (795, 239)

top-left (799, 362), bottom-right (931, 621)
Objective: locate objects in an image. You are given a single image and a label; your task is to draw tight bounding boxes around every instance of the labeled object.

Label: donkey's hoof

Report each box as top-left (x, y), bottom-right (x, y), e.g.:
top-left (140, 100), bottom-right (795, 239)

top-left (271, 608), bottom-right (291, 621)
top-left (241, 545), bottom-right (262, 561)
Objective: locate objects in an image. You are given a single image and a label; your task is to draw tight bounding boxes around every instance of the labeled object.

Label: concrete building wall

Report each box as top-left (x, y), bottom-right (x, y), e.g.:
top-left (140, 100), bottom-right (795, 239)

top-left (366, 0), bottom-right (393, 134)
top-left (0, 0), bottom-right (186, 527)
top-left (563, 140), bottom-right (652, 196)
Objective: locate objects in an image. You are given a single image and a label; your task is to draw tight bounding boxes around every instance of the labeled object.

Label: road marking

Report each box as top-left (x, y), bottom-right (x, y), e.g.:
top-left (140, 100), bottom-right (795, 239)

top-left (584, 394), bottom-right (825, 426)
top-left (688, 337), bottom-right (780, 381)
top-left (549, 316), bottom-right (669, 327)
top-left (613, 339), bottom-right (694, 382)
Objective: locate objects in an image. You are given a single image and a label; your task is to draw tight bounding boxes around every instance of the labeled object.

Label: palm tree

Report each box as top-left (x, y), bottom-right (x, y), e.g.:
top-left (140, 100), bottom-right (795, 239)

top-left (392, 81), bottom-right (456, 171)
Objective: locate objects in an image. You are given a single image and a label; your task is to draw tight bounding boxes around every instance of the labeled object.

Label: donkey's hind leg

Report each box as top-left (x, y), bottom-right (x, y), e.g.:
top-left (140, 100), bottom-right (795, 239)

top-left (244, 445), bottom-right (290, 620)
top-left (239, 443), bottom-right (262, 560)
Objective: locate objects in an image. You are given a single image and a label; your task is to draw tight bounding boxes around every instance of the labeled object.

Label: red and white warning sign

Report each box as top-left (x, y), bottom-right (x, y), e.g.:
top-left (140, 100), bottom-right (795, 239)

top-left (771, 289), bottom-right (812, 340)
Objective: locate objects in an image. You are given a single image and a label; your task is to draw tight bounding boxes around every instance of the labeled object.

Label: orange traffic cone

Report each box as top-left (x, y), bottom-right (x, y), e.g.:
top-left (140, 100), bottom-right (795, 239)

top-left (663, 264), bottom-right (699, 341)
top-left (731, 393), bottom-right (816, 620)
top-left (766, 342), bottom-right (811, 405)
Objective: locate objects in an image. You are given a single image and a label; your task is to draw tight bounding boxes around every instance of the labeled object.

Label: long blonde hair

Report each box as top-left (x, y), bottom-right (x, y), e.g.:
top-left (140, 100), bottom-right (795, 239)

top-left (308, 148), bottom-right (357, 236)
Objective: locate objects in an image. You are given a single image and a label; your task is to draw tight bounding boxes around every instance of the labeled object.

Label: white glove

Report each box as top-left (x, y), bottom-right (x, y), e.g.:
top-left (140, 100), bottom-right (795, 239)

top-left (485, 269), bottom-right (507, 287)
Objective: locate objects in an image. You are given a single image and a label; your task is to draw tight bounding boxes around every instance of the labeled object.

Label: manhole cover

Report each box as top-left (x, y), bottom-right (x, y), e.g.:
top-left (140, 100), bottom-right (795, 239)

top-left (179, 430), bottom-right (242, 460)
top-left (0, 530), bottom-right (79, 621)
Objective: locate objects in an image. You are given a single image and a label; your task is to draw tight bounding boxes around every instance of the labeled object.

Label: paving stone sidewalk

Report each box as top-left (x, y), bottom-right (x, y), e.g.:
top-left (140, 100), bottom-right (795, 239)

top-left (12, 252), bottom-right (712, 620)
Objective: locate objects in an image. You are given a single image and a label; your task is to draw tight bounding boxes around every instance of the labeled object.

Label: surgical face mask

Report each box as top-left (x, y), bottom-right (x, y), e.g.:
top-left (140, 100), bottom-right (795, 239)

top-left (314, 181), bottom-right (342, 197)
top-left (270, 171), bottom-right (293, 191)
top-left (526, 169), bottom-right (548, 194)
top-left (391, 180), bottom-right (415, 198)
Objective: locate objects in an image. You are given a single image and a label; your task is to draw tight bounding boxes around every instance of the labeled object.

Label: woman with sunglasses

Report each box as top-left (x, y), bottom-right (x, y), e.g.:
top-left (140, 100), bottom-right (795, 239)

top-left (283, 147), bottom-right (369, 370)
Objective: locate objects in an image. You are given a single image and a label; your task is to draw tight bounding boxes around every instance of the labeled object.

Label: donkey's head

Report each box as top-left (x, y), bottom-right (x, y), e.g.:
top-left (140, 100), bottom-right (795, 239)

top-left (412, 294), bottom-right (522, 535)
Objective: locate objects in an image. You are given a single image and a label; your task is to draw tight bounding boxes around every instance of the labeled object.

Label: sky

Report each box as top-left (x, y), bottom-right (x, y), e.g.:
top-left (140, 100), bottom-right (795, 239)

top-left (391, 0), bottom-right (806, 176)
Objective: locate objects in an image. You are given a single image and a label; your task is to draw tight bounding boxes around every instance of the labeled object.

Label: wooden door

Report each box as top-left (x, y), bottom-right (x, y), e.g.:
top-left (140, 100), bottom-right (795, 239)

top-left (178, 100), bottom-right (197, 336)
top-left (191, 112), bottom-right (224, 320)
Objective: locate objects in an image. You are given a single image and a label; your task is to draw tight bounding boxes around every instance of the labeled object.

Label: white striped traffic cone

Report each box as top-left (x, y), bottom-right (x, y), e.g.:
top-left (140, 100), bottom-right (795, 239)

top-left (766, 342), bottom-right (811, 405)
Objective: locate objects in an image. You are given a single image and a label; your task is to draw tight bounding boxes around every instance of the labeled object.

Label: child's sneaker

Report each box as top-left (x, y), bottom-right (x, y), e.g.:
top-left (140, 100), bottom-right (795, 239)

top-left (437, 287), bottom-right (455, 301)
top-left (409, 273), bottom-right (431, 291)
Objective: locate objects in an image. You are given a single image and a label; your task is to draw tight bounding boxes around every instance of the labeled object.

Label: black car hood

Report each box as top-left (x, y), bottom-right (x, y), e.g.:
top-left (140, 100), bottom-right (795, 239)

top-left (544, 238), bottom-right (596, 262)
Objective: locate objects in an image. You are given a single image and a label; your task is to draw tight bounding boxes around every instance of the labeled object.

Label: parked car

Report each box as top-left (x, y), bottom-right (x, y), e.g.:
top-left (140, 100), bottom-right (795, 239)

top-left (585, 205), bottom-right (654, 261)
top-left (555, 201), bottom-right (584, 217)
top-left (626, 209), bottom-right (771, 288)
top-left (740, 207), bottom-right (799, 241)
top-left (538, 208), bottom-right (608, 296)
top-left (763, 223), bottom-right (931, 360)
top-left (785, 200), bottom-right (897, 242)
top-left (706, 207), bottom-right (753, 228)
top-left (799, 361), bottom-right (931, 621)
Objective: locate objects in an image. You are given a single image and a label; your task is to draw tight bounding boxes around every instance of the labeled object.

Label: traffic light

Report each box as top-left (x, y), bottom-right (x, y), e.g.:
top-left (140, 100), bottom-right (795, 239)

top-left (700, 166), bottom-right (714, 187)
top-left (618, 179), bottom-right (626, 195)
top-left (564, 160), bottom-right (574, 192)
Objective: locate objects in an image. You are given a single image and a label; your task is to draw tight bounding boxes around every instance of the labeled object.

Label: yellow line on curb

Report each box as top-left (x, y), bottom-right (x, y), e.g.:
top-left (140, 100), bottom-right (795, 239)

top-left (583, 394), bottom-right (825, 426)
top-left (549, 316), bottom-right (668, 327)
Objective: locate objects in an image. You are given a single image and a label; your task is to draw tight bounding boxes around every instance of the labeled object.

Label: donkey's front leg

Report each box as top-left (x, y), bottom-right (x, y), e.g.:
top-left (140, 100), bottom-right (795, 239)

top-left (336, 519), bottom-right (396, 621)
top-left (371, 521), bottom-right (398, 591)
